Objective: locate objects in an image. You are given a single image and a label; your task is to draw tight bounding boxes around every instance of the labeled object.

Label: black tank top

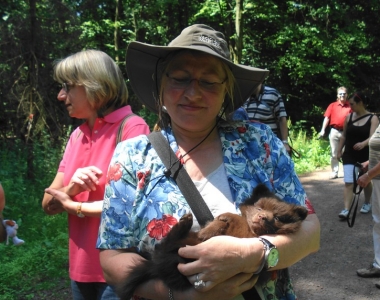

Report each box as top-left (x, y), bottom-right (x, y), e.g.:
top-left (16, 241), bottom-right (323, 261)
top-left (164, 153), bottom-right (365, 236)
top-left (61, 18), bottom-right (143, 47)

top-left (342, 113), bottom-right (373, 164)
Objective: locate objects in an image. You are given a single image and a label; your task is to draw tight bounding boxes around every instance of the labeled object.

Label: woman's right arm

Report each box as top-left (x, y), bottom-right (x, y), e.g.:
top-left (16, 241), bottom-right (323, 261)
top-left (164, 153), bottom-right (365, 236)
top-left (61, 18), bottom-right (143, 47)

top-left (358, 160), bottom-right (380, 187)
top-left (42, 166), bottom-right (104, 215)
top-left (99, 249), bottom-right (255, 300)
top-left (42, 172), bottom-right (65, 215)
top-left (99, 249), bottom-right (144, 285)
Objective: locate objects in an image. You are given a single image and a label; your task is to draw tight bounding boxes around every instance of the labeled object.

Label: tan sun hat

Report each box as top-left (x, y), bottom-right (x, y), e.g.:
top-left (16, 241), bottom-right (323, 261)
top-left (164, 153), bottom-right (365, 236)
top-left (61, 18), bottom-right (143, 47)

top-left (126, 24), bottom-right (269, 114)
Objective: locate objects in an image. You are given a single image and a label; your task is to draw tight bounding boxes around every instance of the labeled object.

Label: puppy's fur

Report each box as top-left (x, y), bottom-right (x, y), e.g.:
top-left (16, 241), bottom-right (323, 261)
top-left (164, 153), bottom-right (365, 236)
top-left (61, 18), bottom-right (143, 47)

top-left (117, 184), bottom-right (308, 300)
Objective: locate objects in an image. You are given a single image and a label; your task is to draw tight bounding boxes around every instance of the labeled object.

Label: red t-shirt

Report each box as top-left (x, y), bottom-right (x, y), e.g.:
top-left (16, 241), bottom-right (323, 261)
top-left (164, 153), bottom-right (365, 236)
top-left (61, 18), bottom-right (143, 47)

top-left (324, 101), bottom-right (352, 130)
top-left (58, 105), bottom-right (150, 282)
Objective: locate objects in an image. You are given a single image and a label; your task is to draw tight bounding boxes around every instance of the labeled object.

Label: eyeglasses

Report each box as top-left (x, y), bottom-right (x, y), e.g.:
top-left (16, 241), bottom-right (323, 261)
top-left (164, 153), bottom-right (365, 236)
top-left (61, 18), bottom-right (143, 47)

top-left (338, 93), bottom-right (346, 96)
top-left (60, 82), bottom-right (72, 93)
top-left (165, 73), bottom-right (226, 93)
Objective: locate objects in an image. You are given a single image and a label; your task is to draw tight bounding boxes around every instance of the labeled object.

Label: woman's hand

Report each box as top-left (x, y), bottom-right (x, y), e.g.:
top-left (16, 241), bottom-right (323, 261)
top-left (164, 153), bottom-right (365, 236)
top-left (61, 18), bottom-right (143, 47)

top-left (178, 272), bottom-right (258, 300)
top-left (44, 188), bottom-right (76, 213)
top-left (337, 151), bottom-right (342, 160)
top-left (353, 142), bottom-right (366, 151)
top-left (66, 166), bottom-right (103, 196)
top-left (177, 236), bottom-right (263, 293)
top-left (357, 173), bottom-right (371, 188)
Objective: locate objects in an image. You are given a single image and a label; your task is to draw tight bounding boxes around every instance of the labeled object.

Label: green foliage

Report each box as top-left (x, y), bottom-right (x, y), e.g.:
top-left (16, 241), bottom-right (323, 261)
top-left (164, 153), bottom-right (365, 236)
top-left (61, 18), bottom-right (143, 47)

top-left (137, 106), bottom-right (158, 130)
top-left (288, 121), bottom-right (331, 174)
top-left (0, 134), bottom-right (69, 299)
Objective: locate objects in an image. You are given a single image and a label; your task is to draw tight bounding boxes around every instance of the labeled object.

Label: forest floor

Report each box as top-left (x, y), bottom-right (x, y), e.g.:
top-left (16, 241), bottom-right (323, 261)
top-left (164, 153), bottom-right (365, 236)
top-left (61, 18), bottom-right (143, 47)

top-left (292, 167), bottom-right (378, 299)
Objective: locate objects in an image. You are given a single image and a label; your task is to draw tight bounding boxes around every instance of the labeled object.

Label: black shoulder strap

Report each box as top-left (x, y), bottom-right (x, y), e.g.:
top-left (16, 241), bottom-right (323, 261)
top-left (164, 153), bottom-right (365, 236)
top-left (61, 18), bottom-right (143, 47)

top-left (351, 113), bottom-right (372, 125)
top-left (147, 131), bottom-right (214, 226)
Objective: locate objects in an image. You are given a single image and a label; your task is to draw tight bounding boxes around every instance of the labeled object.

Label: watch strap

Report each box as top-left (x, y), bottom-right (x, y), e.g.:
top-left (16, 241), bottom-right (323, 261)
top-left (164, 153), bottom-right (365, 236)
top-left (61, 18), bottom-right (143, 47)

top-left (260, 237), bottom-right (278, 270)
top-left (76, 202), bottom-right (84, 218)
top-left (253, 237), bottom-right (278, 273)
top-left (253, 237), bottom-right (269, 274)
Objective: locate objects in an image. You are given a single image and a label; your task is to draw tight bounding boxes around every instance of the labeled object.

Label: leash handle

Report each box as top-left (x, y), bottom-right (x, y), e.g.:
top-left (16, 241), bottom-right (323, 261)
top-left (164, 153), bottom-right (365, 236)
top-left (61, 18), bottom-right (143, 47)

top-left (347, 163), bottom-right (364, 227)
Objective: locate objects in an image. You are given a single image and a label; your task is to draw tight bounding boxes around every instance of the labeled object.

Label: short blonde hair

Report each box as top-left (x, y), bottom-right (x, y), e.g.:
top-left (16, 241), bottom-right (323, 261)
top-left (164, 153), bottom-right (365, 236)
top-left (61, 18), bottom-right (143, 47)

top-left (337, 86), bottom-right (347, 94)
top-left (53, 50), bottom-right (128, 116)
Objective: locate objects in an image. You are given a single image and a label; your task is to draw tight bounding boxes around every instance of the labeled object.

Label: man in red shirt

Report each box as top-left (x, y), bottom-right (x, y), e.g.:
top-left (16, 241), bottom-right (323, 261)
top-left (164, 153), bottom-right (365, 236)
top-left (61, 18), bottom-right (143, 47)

top-left (319, 87), bottom-right (352, 179)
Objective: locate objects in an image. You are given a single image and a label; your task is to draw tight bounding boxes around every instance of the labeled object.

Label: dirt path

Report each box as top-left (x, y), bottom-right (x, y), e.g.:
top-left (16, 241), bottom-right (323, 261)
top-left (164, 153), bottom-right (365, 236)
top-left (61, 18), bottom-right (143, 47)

top-left (291, 169), bottom-right (378, 299)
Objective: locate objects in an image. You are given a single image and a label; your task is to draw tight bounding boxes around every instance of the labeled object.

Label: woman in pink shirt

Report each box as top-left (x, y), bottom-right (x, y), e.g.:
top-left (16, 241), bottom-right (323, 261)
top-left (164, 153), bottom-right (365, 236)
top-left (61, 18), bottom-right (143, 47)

top-left (42, 50), bottom-right (150, 299)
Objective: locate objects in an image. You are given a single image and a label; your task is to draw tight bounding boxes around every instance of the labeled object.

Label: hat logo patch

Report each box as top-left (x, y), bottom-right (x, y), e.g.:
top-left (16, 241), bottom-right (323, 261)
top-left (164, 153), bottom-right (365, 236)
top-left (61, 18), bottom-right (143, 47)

top-left (198, 35), bottom-right (222, 50)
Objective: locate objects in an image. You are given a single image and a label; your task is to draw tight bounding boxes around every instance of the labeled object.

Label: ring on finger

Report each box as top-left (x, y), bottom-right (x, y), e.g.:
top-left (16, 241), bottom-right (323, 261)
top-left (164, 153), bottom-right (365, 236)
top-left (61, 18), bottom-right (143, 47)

top-left (194, 279), bottom-right (206, 289)
top-left (194, 273), bottom-right (206, 289)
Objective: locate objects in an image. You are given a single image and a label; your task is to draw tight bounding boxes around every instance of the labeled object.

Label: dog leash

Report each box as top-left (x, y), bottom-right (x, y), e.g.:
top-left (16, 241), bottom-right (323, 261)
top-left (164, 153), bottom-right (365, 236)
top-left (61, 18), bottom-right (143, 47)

top-left (347, 163), bottom-right (364, 228)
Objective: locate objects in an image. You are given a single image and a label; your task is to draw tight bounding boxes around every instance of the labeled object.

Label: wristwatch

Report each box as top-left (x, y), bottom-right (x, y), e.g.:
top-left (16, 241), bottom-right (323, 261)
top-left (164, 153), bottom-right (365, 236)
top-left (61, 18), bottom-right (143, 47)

top-left (259, 237), bottom-right (279, 271)
top-left (76, 202), bottom-right (85, 218)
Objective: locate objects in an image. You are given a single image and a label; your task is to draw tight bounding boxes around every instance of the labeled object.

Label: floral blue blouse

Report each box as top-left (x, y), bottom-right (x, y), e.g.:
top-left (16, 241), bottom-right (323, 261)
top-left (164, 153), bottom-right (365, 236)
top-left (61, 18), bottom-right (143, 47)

top-left (97, 120), bottom-right (315, 300)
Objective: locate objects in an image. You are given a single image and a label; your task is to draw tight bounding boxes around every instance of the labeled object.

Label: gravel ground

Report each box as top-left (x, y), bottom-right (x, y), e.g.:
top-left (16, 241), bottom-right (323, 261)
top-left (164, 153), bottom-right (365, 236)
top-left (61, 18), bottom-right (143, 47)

top-left (291, 168), bottom-right (378, 299)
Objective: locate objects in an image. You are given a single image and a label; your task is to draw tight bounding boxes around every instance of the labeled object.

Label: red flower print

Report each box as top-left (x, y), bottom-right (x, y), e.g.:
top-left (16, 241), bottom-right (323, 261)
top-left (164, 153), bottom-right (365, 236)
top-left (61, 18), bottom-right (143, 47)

top-left (270, 270), bottom-right (278, 280)
top-left (264, 143), bottom-right (270, 158)
top-left (107, 163), bottom-right (122, 183)
top-left (137, 170), bottom-right (150, 189)
top-left (237, 127), bottom-right (247, 133)
top-left (147, 214), bottom-right (178, 240)
top-left (305, 198), bottom-right (315, 214)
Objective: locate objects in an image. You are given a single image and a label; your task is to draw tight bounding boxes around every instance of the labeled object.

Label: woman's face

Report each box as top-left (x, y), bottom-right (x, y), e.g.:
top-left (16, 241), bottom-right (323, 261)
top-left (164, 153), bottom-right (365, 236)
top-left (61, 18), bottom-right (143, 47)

top-left (57, 84), bottom-right (96, 119)
top-left (348, 99), bottom-right (362, 112)
top-left (162, 51), bottom-right (227, 133)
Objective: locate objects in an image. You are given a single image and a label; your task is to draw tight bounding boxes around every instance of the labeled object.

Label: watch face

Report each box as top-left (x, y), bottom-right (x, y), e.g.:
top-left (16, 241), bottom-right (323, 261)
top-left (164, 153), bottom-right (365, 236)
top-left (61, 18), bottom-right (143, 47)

top-left (267, 248), bottom-right (279, 268)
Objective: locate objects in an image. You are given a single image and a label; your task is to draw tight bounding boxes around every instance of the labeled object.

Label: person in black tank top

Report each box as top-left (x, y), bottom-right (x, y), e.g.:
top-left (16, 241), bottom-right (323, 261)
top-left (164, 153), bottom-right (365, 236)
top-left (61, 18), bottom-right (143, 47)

top-left (337, 92), bottom-right (379, 219)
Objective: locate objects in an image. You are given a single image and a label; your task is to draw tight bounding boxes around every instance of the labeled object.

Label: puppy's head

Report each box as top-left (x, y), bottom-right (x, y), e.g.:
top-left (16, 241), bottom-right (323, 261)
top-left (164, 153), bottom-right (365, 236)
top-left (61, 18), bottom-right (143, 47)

top-left (240, 184), bottom-right (308, 235)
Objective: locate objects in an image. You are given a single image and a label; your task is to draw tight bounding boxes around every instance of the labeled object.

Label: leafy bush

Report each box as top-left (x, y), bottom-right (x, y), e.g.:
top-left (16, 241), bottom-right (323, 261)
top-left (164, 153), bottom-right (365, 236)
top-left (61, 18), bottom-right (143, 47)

top-left (0, 135), bottom-right (70, 300)
top-left (288, 121), bottom-right (331, 174)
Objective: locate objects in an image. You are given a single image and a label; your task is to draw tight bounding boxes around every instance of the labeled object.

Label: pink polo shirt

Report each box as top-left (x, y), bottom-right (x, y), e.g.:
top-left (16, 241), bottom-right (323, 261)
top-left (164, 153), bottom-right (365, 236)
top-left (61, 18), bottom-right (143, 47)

top-left (58, 105), bottom-right (149, 282)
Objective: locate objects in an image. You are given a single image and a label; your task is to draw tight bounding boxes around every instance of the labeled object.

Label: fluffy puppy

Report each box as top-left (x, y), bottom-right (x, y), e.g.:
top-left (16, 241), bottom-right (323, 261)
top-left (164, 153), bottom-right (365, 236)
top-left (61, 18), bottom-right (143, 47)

top-left (117, 184), bottom-right (308, 300)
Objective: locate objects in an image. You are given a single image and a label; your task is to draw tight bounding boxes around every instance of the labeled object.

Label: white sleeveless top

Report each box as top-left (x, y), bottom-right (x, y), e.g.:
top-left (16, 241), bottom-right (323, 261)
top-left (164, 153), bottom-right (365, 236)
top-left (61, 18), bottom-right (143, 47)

top-left (191, 163), bottom-right (238, 230)
top-left (192, 164), bottom-right (246, 300)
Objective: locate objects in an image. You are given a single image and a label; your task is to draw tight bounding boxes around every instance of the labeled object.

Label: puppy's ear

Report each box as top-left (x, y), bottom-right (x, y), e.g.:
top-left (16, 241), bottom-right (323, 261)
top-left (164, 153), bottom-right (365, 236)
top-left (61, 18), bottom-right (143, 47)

top-left (244, 183), bottom-right (273, 205)
top-left (295, 206), bottom-right (308, 221)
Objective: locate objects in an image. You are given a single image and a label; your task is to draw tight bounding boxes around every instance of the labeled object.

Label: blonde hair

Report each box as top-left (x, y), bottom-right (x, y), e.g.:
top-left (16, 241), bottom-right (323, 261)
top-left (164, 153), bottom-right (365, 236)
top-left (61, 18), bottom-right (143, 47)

top-left (154, 50), bottom-right (235, 129)
top-left (337, 86), bottom-right (347, 93)
top-left (53, 50), bottom-right (128, 116)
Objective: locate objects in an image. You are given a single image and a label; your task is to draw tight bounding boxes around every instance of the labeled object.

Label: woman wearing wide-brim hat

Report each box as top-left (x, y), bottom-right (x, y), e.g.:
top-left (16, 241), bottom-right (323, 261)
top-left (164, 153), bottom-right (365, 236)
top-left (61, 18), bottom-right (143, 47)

top-left (97, 24), bottom-right (320, 300)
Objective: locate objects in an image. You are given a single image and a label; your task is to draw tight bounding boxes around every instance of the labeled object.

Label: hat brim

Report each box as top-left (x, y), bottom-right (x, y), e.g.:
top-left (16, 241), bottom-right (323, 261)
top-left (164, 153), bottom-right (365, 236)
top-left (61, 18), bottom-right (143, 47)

top-left (126, 41), bottom-right (269, 114)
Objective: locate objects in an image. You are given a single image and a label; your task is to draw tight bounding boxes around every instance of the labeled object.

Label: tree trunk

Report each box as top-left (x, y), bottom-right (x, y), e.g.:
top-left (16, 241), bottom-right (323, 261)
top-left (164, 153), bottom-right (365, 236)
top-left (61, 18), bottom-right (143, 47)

top-left (26, 0), bottom-right (37, 180)
top-left (234, 0), bottom-right (243, 64)
top-left (114, 0), bottom-right (121, 62)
